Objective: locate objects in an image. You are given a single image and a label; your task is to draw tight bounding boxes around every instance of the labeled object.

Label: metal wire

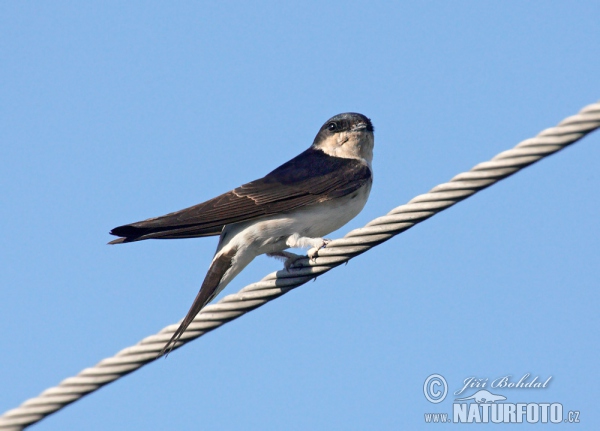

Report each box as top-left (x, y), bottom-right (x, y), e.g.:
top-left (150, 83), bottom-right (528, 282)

top-left (1, 101), bottom-right (599, 430)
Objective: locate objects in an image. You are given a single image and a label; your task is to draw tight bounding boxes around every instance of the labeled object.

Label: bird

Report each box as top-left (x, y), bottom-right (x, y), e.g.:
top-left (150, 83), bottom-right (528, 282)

top-left (109, 112), bottom-right (374, 355)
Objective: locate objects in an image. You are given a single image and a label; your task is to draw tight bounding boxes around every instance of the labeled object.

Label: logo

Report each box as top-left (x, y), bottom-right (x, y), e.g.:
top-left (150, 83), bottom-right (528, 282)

top-left (455, 389), bottom-right (506, 403)
top-left (422, 373), bottom-right (581, 424)
top-left (423, 374), bottom-right (448, 404)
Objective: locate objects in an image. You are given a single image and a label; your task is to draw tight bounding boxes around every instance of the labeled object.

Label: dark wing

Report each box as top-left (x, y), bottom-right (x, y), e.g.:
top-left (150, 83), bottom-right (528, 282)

top-left (109, 148), bottom-right (371, 244)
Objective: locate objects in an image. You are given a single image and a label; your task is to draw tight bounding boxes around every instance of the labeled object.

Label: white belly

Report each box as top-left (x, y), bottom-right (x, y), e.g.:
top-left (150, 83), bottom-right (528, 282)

top-left (219, 180), bottom-right (372, 256)
top-left (208, 180), bottom-right (372, 300)
top-left (288, 181), bottom-right (372, 239)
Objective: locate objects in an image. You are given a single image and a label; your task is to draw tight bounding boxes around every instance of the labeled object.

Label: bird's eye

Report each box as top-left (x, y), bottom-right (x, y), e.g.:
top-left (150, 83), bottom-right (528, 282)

top-left (327, 122), bottom-right (337, 132)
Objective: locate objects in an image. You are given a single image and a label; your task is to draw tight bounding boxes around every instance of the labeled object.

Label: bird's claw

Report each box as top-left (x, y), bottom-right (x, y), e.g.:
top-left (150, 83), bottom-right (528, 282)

top-left (307, 239), bottom-right (331, 261)
top-left (284, 254), bottom-right (305, 271)
top-left (267, 251), bottom-right (306, 272)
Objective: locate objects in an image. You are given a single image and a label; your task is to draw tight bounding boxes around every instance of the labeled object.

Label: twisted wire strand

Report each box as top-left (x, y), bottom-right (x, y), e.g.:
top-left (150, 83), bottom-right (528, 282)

top-left (1, 101), bottom-right (599, 430)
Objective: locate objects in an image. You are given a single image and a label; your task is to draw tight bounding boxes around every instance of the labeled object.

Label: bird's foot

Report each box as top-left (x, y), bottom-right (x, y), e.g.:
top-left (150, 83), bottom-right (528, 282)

top-left (267, 251), bottom-right (306, 271)
top-left (307, 238), bottom-right (331, 261)
top-left (284, 234), bottom-right (331, 262)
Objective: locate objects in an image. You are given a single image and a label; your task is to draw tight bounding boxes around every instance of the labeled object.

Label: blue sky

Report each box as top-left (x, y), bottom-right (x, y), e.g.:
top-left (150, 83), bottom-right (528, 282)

top-left (1, 1), bottom-right (599, 429)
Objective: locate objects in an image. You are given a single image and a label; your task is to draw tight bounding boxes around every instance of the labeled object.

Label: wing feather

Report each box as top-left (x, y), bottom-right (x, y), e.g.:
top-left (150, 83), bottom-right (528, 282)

top-left (109, 148), bottom-right (371, 243)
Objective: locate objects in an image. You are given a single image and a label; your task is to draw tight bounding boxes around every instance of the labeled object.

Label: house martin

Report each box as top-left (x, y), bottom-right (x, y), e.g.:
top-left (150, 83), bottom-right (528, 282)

top-left (110, 112), bottom-right (374, 354)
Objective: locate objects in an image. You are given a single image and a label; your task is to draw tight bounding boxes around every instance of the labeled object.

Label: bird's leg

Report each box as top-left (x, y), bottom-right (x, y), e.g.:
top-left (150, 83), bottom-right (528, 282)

top-left (306, 240), bottom-right (330, 261)
top-left (285, 234), bottom-right (331, 261)
top-left (267, 251), bottom-right (306, 271)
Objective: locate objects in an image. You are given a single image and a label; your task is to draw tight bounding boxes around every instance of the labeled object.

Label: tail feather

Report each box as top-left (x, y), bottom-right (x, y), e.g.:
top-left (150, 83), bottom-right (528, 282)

top-left (108, 224), bottom-right (222, 244)
top-left (108, 237), bottom-right (127, 245)
top-left (160, 246), bottom-right (238, 357)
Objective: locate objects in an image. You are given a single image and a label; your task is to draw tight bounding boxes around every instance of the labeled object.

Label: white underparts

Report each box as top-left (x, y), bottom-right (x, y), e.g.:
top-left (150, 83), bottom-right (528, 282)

top-left (285, 233), bottom-right (326, 249)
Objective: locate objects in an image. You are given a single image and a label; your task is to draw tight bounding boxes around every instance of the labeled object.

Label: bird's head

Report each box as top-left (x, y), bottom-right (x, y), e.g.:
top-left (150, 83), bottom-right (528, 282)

top-left (312, 113), bottom-right (374, 166)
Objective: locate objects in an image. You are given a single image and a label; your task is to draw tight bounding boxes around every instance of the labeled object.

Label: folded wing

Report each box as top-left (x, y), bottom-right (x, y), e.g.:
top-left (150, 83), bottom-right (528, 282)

top-left (109, 148), bottom-right (371, 244)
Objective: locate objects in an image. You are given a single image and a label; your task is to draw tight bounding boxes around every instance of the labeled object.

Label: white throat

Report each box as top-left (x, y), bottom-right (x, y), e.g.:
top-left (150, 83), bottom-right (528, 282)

top-left (313, 131), bottom-right (374, 168)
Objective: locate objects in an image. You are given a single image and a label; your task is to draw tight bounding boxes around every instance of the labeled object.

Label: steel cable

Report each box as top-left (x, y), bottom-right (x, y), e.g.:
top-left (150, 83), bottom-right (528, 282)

top-left (1, 101), bottom-right (598, 430)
